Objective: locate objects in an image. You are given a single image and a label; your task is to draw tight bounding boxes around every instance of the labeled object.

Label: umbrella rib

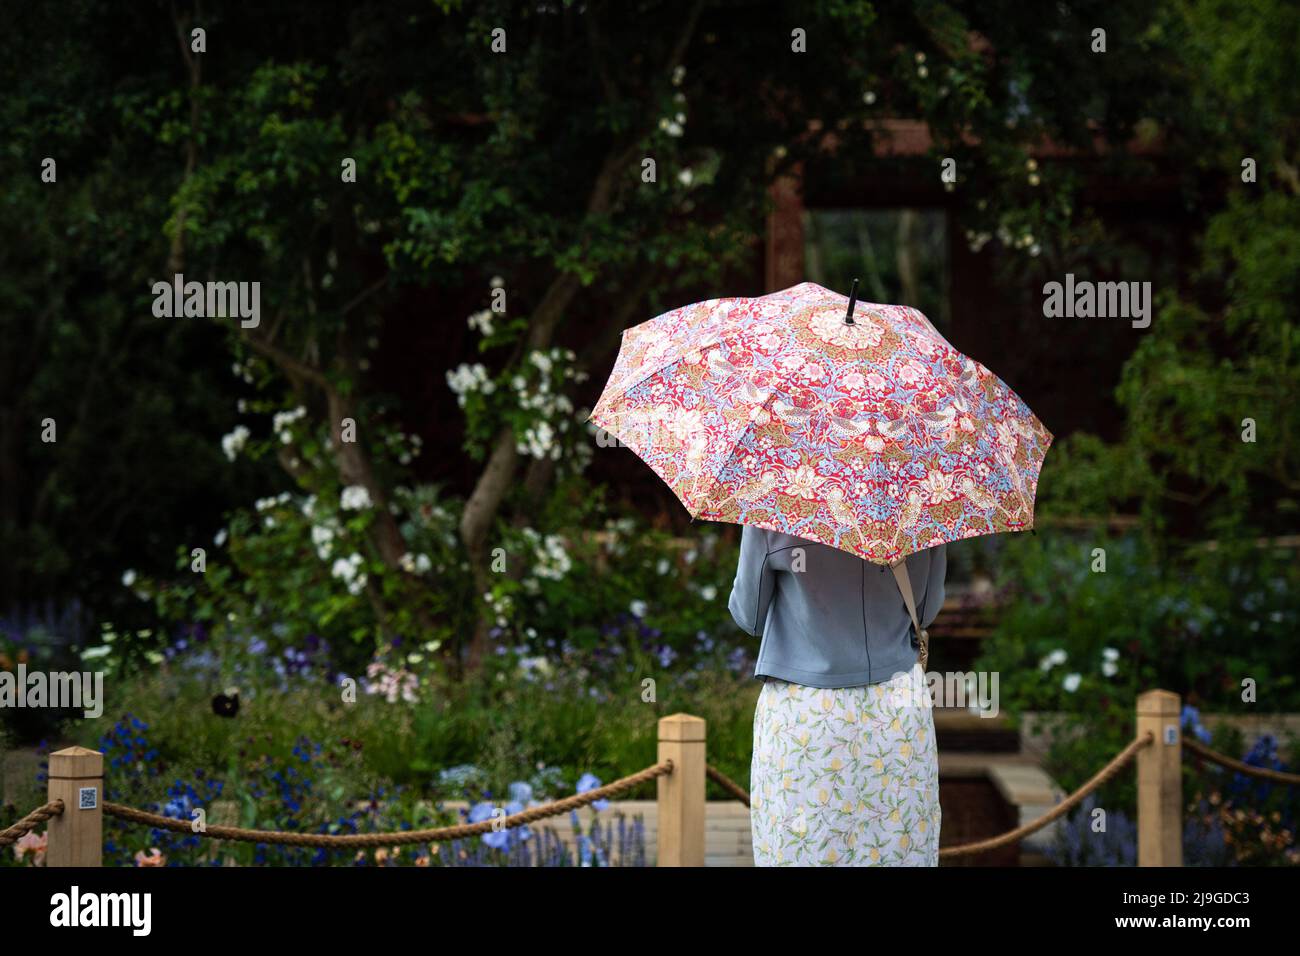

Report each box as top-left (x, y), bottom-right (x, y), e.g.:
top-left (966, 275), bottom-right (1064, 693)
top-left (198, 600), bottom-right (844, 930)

top-left (690, 389), bottom-right (780, 515)
top-left (599, 333), bottom-right (730, 419)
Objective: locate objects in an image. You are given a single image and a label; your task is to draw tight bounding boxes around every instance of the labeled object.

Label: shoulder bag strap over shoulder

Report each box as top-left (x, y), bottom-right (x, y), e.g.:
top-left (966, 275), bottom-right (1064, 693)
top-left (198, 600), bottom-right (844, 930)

top-left (890, 558), bottom-right (929, 672)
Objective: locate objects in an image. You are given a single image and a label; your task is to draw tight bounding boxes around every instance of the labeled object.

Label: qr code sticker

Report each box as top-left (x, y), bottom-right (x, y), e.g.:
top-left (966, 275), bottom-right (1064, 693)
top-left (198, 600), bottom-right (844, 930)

top-left (79, 787), bottom-right (98, 810)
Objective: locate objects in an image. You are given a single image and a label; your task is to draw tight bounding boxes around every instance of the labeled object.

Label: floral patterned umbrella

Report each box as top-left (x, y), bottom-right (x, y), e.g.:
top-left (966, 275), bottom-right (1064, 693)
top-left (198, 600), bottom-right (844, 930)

top-left (589, 281), bottom-right (1052, 567)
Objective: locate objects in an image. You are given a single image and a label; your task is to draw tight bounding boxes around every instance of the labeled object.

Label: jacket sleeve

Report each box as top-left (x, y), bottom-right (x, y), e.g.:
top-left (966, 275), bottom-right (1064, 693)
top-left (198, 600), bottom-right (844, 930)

top-left (919, 543), bottom-right (947, 630)
top-left (727, 525), bottom-right (777, 637)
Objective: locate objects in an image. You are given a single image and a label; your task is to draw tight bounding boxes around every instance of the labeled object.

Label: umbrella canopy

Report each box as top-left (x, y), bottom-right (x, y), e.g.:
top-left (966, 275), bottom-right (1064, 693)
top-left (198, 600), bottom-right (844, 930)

top-left (589, 280), bottom-right (1052, 566)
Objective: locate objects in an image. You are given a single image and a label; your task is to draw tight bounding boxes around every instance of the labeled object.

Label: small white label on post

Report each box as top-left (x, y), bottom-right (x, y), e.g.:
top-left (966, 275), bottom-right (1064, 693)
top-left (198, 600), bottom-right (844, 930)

top-left (79, 786), bottom-right (98, 809)
top-left (1164, 725), bottom-right (1178, 745)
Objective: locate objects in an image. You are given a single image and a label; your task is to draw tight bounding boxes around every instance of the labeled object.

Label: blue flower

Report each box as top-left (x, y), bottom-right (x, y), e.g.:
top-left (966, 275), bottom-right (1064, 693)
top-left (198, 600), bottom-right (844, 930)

top-left (576, 773), bottom-right (609, 812)
top-left (508, 781), bottom-right (533, 805)
top-left (1180, 704), bottom-right (1212, 744)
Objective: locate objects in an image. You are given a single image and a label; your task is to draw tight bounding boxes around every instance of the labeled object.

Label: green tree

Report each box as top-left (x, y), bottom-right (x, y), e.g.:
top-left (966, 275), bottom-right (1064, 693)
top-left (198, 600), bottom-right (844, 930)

top-left (2, 0), bottom-right (1196, 672)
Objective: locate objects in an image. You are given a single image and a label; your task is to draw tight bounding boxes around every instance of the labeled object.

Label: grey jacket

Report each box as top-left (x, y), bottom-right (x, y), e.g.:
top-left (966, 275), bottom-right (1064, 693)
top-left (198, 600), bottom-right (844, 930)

top-left (727, 526), bottom-right (946, 688)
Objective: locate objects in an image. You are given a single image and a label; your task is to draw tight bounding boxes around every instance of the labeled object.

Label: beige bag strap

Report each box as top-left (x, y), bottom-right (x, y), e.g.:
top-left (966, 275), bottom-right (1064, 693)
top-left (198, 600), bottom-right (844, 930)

top-left (890, 558), bottom-right (929, 672)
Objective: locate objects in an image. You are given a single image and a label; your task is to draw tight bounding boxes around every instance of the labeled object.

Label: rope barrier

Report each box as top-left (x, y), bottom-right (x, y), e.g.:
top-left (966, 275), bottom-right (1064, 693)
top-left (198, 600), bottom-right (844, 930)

top-left (938, 731), bottom-right (1152, 858)
top-left (0, 799), bottom-right (64, 848)
top-left (1183, 737), bottom-right (1300, 785)
top-left (100, 759), bottom-right (673, 849)
top-left (7, 722), bottom-right (1295, 864)
top-left (706, 764), bottom-right (751, 806)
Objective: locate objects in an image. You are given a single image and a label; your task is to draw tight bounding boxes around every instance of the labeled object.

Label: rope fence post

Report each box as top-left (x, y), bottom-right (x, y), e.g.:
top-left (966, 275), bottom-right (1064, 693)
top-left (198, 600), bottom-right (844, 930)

top-left (46, 746), bottom-right (103, 867)
top-left (1136, 689), bottom-right (1181, 867)
top-left (657, 713), bottom-right (706, 866)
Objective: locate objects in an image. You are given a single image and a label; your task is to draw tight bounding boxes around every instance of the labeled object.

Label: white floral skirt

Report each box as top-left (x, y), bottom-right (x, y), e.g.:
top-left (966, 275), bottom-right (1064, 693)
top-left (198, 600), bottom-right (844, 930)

top-left (750, 661), bottom-right (942, 866)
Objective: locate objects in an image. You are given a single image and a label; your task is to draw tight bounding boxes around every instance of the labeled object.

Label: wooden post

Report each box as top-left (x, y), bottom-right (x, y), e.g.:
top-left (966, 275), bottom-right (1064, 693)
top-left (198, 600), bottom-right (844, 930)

top-left (46, 746), bottom-right (103, 867)
top-left (657, 713), bottom-right (706, 867)
top-left (1136, 689), bottom-right (1182, 867)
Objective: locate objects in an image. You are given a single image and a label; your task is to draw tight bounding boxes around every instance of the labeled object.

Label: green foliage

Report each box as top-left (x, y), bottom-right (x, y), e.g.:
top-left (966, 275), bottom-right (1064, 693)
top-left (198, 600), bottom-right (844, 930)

top-left (979, 532), bottom-right (1299, 716)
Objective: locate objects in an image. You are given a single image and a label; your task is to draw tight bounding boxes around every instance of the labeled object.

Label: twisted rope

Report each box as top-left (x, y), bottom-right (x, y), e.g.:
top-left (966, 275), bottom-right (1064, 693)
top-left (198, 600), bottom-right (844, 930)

top-left (938, 730), bottom-right (1153, 858)
top-left (0, 800), bottom-right (64, 848)
top-left (706, 764), bottom-right (751, 806)
top-left (102, 760), bottom-right (673, 849)
top-left (1183, 737), bottom-right (1300, 785)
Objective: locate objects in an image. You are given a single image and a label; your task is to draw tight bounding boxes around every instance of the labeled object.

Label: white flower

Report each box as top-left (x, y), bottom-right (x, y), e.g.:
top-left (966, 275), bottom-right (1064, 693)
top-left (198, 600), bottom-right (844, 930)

top-left (311, 524), bottom-right (335, 559)
top-left (678, 168), bottom-right (694, 187)
top-left (1062, 672), bottom-right (1082, 693)
top-left (399, 552), bottom-right (433, 575)
top-left (121, 569), bottom-right (137, 588)
top-left (271, 406), bottom-right (307, 437)
top-left (214, 528), bottom-right (228, 547)
top-left (629, 599), bottom-right (648, 618)
top-left (490, 275), bottom-right (505, 289)
top-left (656, 558), bottom-right (671, 575)
top-left (1101, 660), bottom-right (1118, 678)
top-left (467, 309), bottom-right (494, 336)
top-left (699, 584), bottom-right (717, 601)
top-left (1101, 647), bottom-right (1119, 661)
top-left (446, 363), bottom-right (494, 404)
top-left (340, 485), bottom-right (373, 511)
top-left (331, 553), bottom-right (367, 595)
top-left (518, 420), bottom-right (559, 460)
top-left (221, 425), bottom-right (251, 462)
top-left (1038, 648), bottom-right (1068, 671)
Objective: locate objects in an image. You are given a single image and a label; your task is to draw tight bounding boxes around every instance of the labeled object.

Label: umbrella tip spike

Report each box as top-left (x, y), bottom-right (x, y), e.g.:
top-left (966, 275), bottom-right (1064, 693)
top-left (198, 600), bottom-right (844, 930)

top-left (845, 278), bottom-right (859, 325)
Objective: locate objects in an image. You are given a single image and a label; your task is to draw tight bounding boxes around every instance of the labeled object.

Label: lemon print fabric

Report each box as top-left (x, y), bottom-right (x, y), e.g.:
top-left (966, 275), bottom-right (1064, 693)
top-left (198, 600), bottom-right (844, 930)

top-left (750, 661), bottom-right (941, 866)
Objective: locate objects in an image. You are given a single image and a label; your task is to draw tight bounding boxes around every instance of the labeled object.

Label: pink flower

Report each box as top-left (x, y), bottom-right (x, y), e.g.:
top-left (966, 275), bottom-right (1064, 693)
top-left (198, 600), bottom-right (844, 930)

top-left (866, 372), bottom-right (889, 392)
top-left (841, 371), bottom-right (867, 392)
top-left (896, 360), bottom-right (928, 387)
top-left (755, 333), bottom-right (782, 353)
top-left (913, 334), bottom-right (940, 356)
top-left (134, 848), bottom-right (166, 867)
top-left (863, 435), bottom-right (885, 453)
top-left (13, 831), bottom-right (46, 866)
top-left (798, 362), bottom-right (826, 383)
